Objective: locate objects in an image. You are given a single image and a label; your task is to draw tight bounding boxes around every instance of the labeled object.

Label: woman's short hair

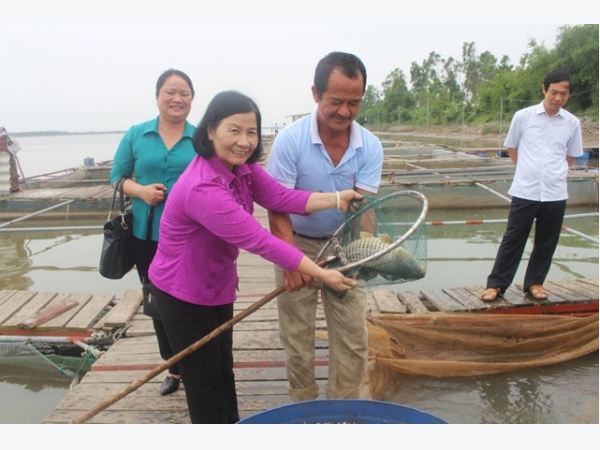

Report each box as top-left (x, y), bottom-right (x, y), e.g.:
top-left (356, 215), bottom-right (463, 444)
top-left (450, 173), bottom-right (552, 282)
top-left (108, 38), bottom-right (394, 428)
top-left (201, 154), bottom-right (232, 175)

top-left (193, 91), bottom-right (263, 164)
top-left (155, 68), bottom-right (195, 98)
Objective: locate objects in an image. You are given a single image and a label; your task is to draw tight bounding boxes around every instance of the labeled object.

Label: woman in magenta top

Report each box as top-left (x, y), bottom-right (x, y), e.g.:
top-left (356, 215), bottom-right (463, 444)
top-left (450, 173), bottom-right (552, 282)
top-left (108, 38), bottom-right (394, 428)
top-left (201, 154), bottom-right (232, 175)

top-left (149, 91), bottom-right (361, 424)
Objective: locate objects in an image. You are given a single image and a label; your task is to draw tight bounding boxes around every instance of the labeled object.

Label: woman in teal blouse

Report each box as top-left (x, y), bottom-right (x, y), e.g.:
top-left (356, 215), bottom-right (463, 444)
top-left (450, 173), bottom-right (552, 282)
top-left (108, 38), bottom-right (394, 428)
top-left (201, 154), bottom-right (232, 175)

top-left (109, 68), bottom-right (196, 396)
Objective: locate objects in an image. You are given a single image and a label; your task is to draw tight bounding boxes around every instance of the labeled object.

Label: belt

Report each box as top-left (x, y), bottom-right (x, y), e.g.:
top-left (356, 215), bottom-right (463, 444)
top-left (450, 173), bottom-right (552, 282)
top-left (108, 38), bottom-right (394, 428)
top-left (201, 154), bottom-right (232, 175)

top-left (293, 231), bottom-right (331, 241)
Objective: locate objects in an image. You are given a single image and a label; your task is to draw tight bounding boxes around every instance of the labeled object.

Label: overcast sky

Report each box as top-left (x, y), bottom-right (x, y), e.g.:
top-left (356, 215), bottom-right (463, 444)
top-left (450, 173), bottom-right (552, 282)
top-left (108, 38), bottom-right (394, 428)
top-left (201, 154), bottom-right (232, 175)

top-left (0, 11), bottom-right (577, 133)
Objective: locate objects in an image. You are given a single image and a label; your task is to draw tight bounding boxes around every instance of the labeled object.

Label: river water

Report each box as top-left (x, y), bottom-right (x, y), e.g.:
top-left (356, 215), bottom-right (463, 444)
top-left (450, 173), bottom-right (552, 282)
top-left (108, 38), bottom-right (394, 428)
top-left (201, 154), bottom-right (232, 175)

top-left (0, 133), bottom-right (598, 425)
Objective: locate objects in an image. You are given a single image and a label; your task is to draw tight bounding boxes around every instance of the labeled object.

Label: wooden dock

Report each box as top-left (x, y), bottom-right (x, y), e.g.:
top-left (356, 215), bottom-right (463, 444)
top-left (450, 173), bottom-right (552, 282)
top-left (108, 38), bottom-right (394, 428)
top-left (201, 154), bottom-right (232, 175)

top-left (0, 184), bottom-right (115, 220)
top-left (0, 205), bottom-right (597, 423)
top-left (1, 271), bottom-right (597, 422)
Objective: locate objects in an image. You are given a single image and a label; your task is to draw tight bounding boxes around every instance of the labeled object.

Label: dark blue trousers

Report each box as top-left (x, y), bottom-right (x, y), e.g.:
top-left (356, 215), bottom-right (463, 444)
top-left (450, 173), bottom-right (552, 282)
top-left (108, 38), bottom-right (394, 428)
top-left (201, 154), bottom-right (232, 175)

top-left (486, 197), bottom-right (566, 294)
top-left (153, 287), bottom-right (239, 424)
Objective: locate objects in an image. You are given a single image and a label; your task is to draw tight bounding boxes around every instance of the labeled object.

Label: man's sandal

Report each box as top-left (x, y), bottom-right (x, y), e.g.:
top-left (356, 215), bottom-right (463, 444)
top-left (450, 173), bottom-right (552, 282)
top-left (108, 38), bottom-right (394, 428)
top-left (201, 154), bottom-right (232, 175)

top-left (481, 287), bottom-right (501, 302)
top-left (527, 285), bottom-right (548, 300)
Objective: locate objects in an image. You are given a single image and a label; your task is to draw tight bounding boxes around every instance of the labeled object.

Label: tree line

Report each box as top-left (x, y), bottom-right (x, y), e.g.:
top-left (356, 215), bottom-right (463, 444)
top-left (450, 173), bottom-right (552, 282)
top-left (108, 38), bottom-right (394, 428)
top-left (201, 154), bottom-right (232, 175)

top-left (358, 24), bottom-right (599, 131)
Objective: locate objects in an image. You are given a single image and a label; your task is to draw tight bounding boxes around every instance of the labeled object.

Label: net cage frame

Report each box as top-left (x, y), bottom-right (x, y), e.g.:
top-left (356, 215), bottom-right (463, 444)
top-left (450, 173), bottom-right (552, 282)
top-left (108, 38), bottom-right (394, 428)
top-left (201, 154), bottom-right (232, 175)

top-left (316, 190), bottom-right (429, 275)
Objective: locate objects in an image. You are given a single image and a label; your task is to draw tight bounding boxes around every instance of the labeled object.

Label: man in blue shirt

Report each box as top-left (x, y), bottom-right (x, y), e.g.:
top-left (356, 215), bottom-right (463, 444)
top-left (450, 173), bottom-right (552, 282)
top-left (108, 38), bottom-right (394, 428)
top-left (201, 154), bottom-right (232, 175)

top-left (481, 69), bottom-right (584, 302)
top-left (267, 52), bottom-right (383, 401)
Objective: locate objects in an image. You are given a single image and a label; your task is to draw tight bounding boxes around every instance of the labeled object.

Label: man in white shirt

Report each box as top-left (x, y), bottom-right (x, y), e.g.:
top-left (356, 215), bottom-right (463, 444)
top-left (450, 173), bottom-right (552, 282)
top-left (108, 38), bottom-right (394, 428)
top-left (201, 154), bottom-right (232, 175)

top-left (481, 69), bottom-right (583, 302)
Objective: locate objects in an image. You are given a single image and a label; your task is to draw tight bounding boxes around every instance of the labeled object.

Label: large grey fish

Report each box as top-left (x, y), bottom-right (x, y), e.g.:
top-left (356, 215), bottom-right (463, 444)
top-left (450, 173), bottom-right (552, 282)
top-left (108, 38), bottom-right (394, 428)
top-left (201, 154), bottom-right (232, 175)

top-left (342, 232), bottom-right (426, 281)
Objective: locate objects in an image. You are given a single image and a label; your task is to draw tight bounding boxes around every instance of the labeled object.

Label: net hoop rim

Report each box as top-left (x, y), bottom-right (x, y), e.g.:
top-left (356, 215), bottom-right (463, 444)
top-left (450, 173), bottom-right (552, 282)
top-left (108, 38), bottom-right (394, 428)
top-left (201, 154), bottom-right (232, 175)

top-left (316, 190), bottom-right (429, 273)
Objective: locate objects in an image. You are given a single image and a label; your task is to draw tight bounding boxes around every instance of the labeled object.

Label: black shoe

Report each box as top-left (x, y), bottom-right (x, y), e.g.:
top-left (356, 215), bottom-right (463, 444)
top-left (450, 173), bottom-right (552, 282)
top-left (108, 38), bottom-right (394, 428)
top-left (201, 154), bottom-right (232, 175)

top-left (159, 376), bottom-right (180, 396)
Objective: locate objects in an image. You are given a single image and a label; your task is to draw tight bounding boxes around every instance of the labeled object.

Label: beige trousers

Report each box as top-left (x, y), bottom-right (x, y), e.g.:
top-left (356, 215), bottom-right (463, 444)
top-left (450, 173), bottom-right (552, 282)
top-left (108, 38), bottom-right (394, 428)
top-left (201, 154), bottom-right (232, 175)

top-left (275, 235), bottom-right (368, 401)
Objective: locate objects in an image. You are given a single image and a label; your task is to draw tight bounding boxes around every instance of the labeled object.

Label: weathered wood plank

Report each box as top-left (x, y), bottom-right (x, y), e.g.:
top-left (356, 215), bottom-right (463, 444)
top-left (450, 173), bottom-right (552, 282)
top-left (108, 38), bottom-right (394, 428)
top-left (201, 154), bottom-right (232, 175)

top-left (97, 290), bottom-right (141, 329)
top-left (78, 365), bottom-right (327, 384)
top-left (42, 293), bottom-right (93, 329)
top-left (2, 292), bottom-right (57, 327)
top-left (125, 319), bottom-right (156, 337)
top-left (0, 290), bottom-right (17, 308)
top-left (420, 288), bottom-right (470, 312)
top-left (0, 290), bottom-right (37, 324)
top-left (548, 280), bottom-right (598, 303)
top-left (371, 288), bottom-right (407, 314)
top-left (576, 277), bottom-right (599, 289)
top-left (44, 409), bottom-right (192, 424)
top-left (442, 287), bottom-right (490, 311)
top-left (19, 299), bottom-right (79, 329)
top-left (500, 286), bottom-right (540, 307)
top-left (462, 285), bottom-right (510, 308)
top-left (546, 280), bottom-right (596, 302)
top-left (396, 290), bottom-right (429, 313)
top-left (514, 283), bottom-right (571, 304)
top-left (67, 293), bottom-right (115, 329)
top-left (92, 348), bottom-right (329, 368)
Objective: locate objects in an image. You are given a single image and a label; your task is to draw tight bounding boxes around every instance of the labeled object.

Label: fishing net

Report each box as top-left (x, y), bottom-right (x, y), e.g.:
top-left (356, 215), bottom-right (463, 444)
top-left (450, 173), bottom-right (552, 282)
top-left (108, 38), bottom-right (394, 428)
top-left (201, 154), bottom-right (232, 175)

top-left (318, 191), bottom-right (428, 288)
top-left (362, 313), bottom-right (600, 400)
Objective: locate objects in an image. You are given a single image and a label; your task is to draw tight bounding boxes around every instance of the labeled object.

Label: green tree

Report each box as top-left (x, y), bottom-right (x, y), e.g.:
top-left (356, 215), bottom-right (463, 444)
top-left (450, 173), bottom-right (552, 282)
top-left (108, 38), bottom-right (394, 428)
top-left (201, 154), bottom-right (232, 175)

top-left (380, 68), bottom-right (414, 123)
top-left (358, 24), bottom-right (598, 130)
top-left (357, 84), bottom-right (381, 125)
top-left (552, 24), bottom-right (599, 113)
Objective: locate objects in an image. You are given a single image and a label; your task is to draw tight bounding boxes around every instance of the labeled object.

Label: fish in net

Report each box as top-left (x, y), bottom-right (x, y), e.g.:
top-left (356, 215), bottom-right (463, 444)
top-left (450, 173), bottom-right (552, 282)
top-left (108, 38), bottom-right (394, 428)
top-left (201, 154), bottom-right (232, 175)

top-left (318, 190), bottom-right (428, 287)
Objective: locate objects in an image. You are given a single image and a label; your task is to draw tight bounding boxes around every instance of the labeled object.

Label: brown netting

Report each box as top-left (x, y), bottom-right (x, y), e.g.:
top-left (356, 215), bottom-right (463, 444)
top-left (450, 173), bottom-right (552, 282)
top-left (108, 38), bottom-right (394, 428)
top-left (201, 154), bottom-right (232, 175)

top-left (359, 313), bottom-right (599, 399)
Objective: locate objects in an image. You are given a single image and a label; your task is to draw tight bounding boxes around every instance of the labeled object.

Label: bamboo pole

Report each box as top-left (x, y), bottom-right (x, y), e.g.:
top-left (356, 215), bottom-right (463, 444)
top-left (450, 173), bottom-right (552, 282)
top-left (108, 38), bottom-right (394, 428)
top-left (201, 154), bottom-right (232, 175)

top-left (70, 285), bottom-right (286, 423)
top-left (0, 200), bottom-right (75, 229)
top-left (402, 162), bottom-right (598, 245)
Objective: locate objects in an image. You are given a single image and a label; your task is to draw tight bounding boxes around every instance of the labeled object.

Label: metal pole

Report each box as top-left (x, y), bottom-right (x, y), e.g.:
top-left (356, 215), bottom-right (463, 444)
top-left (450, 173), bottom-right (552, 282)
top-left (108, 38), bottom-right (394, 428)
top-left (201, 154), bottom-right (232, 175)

top-left (427, 97), bottom-right (429, 136)
top-left (461, 103), bottom-right (465, 148)
top-left (426, 212), bottom-right (599, 228)
top-left (0, 225), bottom-right (101, 233)
top-left (561, 225), bottom-right (599, 244)
top-left (499, 97), bottom-right (503, 143)
top-left (0, 200), bottom-right (75, 228)
top-left (473, 182), bottom-right (598, 244)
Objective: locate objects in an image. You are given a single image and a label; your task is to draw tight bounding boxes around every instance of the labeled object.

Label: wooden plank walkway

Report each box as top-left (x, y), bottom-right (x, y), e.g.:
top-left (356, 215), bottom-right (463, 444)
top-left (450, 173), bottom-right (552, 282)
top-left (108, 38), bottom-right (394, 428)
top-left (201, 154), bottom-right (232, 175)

top-left (35, 271), bottom-right (597, 424)
top-left (1, 206), bottom-right (597, 423)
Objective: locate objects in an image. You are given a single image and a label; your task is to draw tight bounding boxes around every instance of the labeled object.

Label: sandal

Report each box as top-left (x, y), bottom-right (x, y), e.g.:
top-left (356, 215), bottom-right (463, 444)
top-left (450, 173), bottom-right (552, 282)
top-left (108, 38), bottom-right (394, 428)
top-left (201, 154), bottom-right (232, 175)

top-left (527, 285), bottom-right (548, 300)
top-left (481, 287), bottom-right (501, 302)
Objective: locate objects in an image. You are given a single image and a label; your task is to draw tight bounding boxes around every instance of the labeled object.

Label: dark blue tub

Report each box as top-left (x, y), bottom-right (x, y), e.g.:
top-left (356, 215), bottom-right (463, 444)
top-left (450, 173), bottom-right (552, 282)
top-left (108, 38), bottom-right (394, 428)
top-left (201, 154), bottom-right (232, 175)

top-left (237, 399), bottom-right (447, 424)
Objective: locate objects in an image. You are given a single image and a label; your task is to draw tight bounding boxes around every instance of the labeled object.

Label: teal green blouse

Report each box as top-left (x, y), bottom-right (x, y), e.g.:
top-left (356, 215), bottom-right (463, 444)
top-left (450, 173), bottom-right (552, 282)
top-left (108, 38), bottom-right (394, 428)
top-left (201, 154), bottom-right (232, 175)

top-left (109, 117), bottom-right (196, 241)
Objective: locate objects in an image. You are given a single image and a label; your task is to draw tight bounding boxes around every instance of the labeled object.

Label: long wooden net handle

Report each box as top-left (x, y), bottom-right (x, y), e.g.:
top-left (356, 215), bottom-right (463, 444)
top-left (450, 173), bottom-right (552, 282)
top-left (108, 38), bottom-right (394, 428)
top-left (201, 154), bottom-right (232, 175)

top-left (70, 285), bottom-right (285, 424)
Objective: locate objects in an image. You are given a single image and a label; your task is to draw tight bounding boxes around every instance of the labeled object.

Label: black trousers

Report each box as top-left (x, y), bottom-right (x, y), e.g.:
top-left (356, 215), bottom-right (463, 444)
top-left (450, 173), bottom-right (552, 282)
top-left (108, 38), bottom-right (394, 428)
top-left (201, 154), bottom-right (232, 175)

top-left (486, 197), bottom-right (566, 293)
top-left (153, 287), bottom-right (239, 424)
top-left (132, 237), bottom-right (179, 377)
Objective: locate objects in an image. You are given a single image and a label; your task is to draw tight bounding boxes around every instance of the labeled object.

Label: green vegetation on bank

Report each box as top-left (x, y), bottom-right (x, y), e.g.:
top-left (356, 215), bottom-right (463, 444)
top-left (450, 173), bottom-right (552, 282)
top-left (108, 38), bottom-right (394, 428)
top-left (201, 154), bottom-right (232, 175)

top-left (358, 24), bottom-right (599, 131)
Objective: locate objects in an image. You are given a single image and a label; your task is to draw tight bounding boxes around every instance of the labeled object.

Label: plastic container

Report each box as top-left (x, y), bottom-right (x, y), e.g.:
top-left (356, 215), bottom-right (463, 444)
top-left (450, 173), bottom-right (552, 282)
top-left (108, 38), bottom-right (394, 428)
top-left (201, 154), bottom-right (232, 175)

top-left (0, 151), bottom-right (11, 195)
top-left (236, 399), bottom-right (447, 424)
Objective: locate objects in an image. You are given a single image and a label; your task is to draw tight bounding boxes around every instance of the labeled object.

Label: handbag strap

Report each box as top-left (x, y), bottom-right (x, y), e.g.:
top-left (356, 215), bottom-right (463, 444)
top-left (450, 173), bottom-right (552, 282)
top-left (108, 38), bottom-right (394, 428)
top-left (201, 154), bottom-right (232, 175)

top-left (107, 176), bottom-right (129, 222)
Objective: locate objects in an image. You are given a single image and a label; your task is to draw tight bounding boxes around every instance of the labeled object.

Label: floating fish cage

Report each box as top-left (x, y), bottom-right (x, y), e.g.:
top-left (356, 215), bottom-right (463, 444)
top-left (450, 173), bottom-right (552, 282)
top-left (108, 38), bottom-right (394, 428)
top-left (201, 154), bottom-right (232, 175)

top-left (236, 399), bottom-right (448, 424)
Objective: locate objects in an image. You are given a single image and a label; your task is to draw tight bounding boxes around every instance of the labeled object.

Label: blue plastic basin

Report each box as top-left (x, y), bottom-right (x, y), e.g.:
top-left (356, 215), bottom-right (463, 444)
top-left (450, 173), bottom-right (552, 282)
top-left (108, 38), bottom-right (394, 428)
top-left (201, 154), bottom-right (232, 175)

top-left (237, 399), bottom-right (447, 424)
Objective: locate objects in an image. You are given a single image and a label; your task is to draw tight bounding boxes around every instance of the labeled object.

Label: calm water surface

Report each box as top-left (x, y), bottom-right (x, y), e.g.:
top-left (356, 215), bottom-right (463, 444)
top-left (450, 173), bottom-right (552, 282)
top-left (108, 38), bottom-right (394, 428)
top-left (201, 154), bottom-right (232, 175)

top-left (1, 134), bottom-right (598, 424)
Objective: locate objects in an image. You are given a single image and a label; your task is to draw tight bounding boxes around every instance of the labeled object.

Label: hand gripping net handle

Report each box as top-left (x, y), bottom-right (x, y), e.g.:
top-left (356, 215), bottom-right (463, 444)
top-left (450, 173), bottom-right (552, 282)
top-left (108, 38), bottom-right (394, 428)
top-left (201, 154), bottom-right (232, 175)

top-left (316, 190), bottom-right (429, 274)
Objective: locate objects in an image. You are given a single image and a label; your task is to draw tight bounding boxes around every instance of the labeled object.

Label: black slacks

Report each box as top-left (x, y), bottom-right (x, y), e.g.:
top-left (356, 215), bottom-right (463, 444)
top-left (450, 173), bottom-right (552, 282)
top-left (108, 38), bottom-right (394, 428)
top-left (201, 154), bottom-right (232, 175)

top-left (153, 287), bottom-right (240, 424)
top-left (486, 197), bottom-right (566, 293)
top-left (132, 237), bottom-right (179, 376)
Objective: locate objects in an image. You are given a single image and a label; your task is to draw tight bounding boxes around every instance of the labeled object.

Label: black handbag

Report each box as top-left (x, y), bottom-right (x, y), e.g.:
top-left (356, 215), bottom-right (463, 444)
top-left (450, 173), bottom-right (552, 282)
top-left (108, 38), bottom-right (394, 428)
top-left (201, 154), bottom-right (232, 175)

top-left (99, 176), bottom-right (135, 279)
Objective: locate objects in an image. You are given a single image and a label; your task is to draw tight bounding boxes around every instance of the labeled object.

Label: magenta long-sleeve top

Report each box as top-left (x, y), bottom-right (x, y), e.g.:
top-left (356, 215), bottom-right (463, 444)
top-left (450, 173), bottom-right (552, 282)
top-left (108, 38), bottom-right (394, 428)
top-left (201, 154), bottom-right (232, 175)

top-left (148, 155), bottom-right (311, 306)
